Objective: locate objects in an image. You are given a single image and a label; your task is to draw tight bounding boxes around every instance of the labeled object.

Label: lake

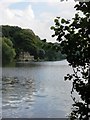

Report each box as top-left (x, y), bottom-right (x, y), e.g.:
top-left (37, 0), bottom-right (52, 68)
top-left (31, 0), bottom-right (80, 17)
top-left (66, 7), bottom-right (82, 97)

top-left (2, 60), bottom-right (73, 118)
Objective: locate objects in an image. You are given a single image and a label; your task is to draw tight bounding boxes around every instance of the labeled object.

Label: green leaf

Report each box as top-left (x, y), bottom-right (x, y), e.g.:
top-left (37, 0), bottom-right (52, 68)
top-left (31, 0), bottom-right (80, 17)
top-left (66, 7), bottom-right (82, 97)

top-left (50, 26), bottom-right (55, 30)
top-left (52, 34), bottom-right (55, 37)
top-left (61, 18), bottom-right (66, 24)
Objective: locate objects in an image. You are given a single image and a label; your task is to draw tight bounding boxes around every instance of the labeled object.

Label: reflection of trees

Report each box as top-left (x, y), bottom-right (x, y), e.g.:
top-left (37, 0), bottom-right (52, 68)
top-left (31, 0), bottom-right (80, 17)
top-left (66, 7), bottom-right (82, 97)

top-left (2, 76), bottom-right (36, 107)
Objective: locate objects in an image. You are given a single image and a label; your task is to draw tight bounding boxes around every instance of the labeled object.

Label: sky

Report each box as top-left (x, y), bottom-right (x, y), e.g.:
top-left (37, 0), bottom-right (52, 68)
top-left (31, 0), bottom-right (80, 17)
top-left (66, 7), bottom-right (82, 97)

top-left (0, 0), bottom-right (78, 43)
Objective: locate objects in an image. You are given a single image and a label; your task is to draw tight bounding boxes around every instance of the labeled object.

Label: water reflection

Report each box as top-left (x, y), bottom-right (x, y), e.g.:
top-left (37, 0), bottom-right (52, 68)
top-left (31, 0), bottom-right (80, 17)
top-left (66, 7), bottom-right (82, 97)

top-left (2, 60), bottom-right (73, 118)
top-left (2, 76), bottom-right (36, 111)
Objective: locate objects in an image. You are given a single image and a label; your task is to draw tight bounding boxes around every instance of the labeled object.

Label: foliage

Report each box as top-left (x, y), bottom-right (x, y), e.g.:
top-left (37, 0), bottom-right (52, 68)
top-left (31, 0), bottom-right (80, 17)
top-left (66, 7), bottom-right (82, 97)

top-left (1, 37), bottom-right (16, 64)
top-left (1, 25), bottom-right (66, 61)
top-left (38, 49), bottom-right (45, 59)
top-left (51, 1), bottom-right (90, 120)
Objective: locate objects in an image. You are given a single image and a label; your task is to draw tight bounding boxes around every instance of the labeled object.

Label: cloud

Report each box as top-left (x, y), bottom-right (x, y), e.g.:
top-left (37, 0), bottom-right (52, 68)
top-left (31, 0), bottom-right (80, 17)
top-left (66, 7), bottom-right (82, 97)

top-left (1, 4), bottom-right (35, 26)
top-left (0, 0), bottom-right (23, 9)
top-left (0, 0), bottom-right (76, 42)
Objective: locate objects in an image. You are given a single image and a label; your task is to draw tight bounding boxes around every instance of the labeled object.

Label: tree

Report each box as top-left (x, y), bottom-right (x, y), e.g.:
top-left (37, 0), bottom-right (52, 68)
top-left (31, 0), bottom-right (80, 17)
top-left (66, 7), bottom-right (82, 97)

top-left (42, 39), bottom-right (47, 42)
top-left (38, 49), bottom-right (45, 59)
top-left (51, 2), bottom-right (90, 119)
top-left (2, 25), bottom-right (66, 61)
top-left (2, 37), bottom-right (16, 64)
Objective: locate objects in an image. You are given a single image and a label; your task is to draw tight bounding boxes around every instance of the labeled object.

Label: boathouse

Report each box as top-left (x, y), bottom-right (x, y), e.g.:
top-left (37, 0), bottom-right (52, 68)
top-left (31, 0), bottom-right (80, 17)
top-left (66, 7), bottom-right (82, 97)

top-left (18, 52), bottom-right (34, 61)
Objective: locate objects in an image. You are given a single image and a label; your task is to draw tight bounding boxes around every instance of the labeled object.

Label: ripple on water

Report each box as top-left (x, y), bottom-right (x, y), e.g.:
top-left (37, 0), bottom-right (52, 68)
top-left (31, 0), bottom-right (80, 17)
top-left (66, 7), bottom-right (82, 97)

top-left (3, 105), bottom-right (11, 109)
top-left (33, 91), bottom-right (48, 98)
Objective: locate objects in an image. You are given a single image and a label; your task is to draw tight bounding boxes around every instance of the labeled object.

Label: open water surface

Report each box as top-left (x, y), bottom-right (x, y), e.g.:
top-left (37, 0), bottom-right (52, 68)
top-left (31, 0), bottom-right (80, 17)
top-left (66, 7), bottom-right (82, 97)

top-left (2, 60), bottom-right (73, 118)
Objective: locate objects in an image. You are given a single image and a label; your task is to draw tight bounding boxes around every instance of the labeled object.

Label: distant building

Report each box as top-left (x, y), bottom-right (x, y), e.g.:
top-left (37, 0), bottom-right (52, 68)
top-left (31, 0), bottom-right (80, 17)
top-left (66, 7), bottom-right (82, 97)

top-left (18, 52), bottom-right (34, 61)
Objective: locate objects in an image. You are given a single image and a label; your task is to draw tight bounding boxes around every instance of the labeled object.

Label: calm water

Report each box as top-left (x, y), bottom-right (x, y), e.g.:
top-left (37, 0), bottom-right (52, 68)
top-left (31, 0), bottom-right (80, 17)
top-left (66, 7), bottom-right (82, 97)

top-left (2, 60), bottom-right (73, 118)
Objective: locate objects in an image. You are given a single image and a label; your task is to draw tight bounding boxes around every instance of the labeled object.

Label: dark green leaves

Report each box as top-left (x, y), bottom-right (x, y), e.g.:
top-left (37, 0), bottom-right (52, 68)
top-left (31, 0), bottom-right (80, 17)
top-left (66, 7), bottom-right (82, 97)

top-left (51, 2), bottom-right (90, 120)
top-left (2, 37), bottom-right (16, 64)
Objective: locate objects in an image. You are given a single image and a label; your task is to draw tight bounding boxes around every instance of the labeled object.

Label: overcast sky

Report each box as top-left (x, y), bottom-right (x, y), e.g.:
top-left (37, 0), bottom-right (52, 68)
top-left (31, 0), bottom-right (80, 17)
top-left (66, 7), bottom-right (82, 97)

top-left (0, 0), bottom-right (78, 42)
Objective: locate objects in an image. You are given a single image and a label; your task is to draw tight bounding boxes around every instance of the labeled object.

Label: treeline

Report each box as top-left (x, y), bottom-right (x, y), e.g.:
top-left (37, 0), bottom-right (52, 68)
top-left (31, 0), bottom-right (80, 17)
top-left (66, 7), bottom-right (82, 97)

top-left (1, 25), bottom-right (66, 64)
